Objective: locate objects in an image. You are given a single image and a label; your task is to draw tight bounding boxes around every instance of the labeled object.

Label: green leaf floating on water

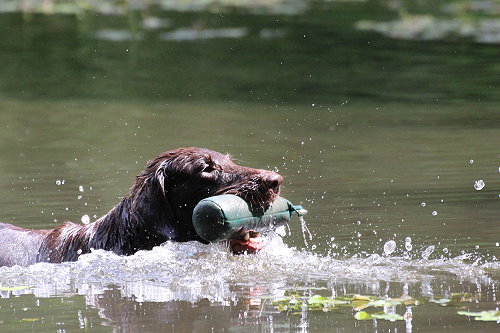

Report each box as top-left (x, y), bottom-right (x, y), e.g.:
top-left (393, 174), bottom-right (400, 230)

top-left (430, 298), bottom-right (451, 306)
top-left (371, 313), bottom-right (405, 321)
top-left (21, 318), bottom-right (40, 322)
top-left (273, 294), bottom-right (415, 314)
top-left (355, 311), bottom-right (404, 321)
top-left (457, 310), bottom-right (500, 322)
top-left (0, 286), bottom-right (33, 291)
top-left (271, 290), bottom-right (497, 324)
top-left (354, 311), bottom-right (373, 320)
top-left (307, 295), bottom-right (330, 306)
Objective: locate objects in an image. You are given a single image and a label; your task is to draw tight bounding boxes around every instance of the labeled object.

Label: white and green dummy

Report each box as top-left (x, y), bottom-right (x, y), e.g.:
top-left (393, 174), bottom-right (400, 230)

top-left (192, 194), bottom-right (307, 242)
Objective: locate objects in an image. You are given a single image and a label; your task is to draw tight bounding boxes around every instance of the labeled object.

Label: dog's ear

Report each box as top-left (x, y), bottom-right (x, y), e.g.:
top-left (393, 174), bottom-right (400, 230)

top-left (133, 154), bottom-right (173, 197)
top-left (154, 159), bottom-right (170, 195)
top-left (133, 157), bottom-right (179, 236)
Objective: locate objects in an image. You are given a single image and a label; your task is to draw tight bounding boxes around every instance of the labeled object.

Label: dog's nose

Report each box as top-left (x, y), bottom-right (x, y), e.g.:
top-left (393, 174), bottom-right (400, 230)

top-left (263, 172), bottom-right (283, 192)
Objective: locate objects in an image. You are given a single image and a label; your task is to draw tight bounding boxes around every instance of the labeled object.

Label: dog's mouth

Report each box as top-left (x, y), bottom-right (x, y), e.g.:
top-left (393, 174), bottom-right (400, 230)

top-left (221, 189), bottom-right (278, 255)
top-left (213, 188), bottom-right (277, 254)
top-left (215, 175), bottom-right (282, 254)
top-left (227, 231), bottom-right (264, 255)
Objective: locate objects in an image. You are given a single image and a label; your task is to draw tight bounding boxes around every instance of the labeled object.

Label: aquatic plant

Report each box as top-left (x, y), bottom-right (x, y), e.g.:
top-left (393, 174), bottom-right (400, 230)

top-left (458, 310), bottom-right (500, 322)
top-left (269, 289), bottom-right (498, 323)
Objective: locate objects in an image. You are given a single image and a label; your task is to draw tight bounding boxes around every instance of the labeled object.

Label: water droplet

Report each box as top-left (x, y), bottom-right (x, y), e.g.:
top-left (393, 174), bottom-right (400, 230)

top-left (474, 180), bottom-right (485, 190)
top-left (79, 185), bottom-right (84, 192)
top-left (421, 202), bottom-right (426, 207)
top-left (405, 237), bottom-right (412, 243)
top-left (81, 215), bottom-right (90, 225)
top-left (469, 159), bottom-right (474, 164)
top-left (275, 225), bottom-right (287, 237)
top-left (421, 245), bottom-right (435, 259)
top-left (405, 243), bottom-right (413, 251)
top-left (55, 180), bottom-right (62, 185)
top-left (383, 240), bottom-right (396, 255)
top-left (432, 211), bottom-right (438, 216)
top-left (443, 247), bottom-right (449, 254)
top-left (496, 242), bottom-right (499, 247)
top-left (299, 216), bottom-right (313, 249)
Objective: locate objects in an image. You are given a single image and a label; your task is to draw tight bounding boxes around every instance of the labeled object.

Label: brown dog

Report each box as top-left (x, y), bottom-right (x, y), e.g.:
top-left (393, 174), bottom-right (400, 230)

top-left (0, 148), bottom-right (283, 267)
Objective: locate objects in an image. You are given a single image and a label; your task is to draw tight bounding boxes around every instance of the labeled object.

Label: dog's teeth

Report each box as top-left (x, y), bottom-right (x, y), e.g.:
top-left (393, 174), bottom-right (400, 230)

top-left (243, 232), bottom-right (250, 241)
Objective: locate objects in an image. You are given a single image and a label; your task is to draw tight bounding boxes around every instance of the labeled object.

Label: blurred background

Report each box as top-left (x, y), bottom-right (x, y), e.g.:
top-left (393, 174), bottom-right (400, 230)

top-left (0, 0), bottom-right (499, 102)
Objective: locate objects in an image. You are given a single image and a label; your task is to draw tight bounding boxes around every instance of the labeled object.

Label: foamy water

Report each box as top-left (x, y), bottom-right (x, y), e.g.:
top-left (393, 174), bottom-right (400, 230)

top-left (1, 233), bottom-right (498, 304)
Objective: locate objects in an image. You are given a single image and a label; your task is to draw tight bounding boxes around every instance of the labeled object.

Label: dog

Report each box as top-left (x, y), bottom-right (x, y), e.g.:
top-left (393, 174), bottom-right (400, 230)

top-left (0, 147), bottom-right (283, 267)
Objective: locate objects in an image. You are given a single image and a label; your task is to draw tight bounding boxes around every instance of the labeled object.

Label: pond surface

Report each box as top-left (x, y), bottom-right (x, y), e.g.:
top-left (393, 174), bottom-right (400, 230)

top-left (0, 1), bottom-right (499, 332)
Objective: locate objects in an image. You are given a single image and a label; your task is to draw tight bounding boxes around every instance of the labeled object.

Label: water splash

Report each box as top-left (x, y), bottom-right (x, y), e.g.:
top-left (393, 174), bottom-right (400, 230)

top-left (405, 238), bottom-right (413, 251)
top-left (474, 179), bottom-right (485, 190)
top-left (421, 245), bottom-right (435, 259)
top-left (383, 240), bottom-right (397, 255)
top-left (81, 215), bottom-right (90, 225)
top-left (0, 236), bottom-right (498, 304)
top-left (299, 216), bottom-right (313, 249)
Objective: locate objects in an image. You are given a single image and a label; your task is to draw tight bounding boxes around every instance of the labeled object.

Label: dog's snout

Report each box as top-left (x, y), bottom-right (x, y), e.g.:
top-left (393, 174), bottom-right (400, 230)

top-left (262, 172), bottom-right (283, 192)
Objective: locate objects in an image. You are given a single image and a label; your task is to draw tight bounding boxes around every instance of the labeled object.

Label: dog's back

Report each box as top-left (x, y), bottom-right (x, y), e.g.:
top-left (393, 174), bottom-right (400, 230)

top-left (0, 222), bottom-right (49, 267)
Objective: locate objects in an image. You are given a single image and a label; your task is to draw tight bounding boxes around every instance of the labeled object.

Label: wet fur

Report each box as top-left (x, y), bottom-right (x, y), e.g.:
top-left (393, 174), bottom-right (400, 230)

top-left (0, 148), bottom-right (282, 266)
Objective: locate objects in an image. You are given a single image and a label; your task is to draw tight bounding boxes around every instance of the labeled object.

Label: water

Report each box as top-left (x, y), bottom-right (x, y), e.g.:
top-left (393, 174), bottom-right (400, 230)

top-left (1, 1), bottom-right (500, 332)
top-left (1, 102), bottom-right (498, 333)
top-left (0, 239), bottom-right (499, 331)
top-left (299, 216), bottom-right (313, 249)
top-left (475, 179), bottom-right (486, 191)
top-left (383, 240), bottom-right (397, 255)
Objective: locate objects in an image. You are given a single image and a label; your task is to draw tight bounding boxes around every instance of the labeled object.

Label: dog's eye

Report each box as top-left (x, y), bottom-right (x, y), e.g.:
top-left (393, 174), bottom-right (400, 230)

top-left (201, 165), bottom-right (215, 173)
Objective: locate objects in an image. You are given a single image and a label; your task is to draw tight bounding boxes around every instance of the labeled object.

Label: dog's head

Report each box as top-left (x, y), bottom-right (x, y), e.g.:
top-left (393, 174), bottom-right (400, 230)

top-left (132, 147), bottom-right (282, 241)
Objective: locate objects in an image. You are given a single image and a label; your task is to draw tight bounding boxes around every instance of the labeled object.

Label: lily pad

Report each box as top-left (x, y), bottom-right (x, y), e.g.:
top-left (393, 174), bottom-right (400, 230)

top-left (355, 311), bottom-right (404, 321)
top-left (307, 295), bottom-right (331, 306)
top-left (0, 286), bottom-right (33, 291)
top-left (430, 298), bottom-right (451, 306)
top-left (21, 318), bottom-right (40, 322)
top-left (354, 311), bottom-right (373, 320)
top-left (351, 300), bottom-right (371, 310)
top-left (457, 310), bottom-right (500, 322)
top-left (371, 312), bottom-right (405, 321)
